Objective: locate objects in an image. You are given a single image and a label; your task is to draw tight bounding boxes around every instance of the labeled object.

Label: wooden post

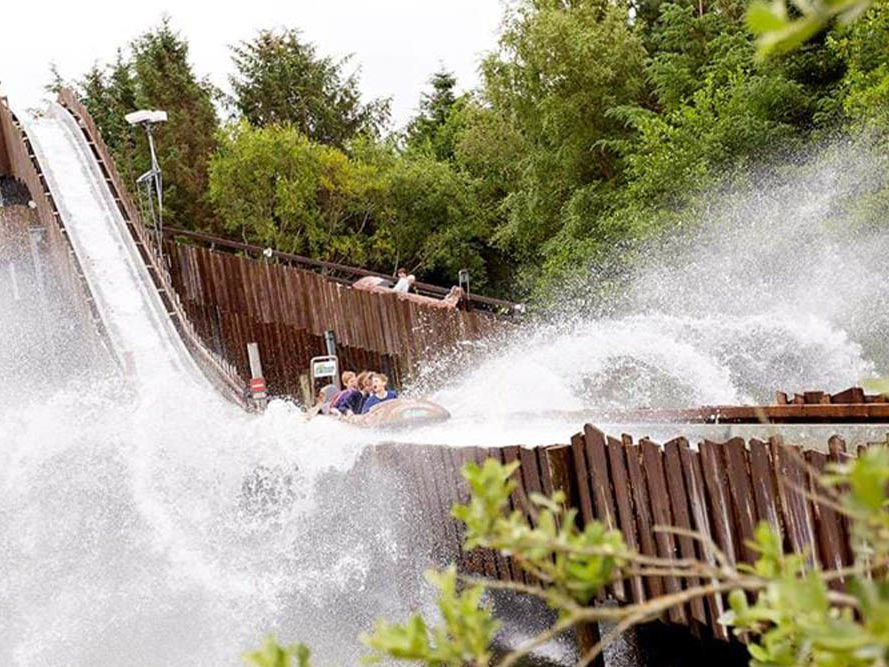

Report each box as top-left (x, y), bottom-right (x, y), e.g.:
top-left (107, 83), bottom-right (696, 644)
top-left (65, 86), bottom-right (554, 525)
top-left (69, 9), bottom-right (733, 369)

top-left (299, 373), bottom-right (312, 408)
top-left (247, 342), bottom-right (268, 411)
top-left (543, 444), bottom-right (604, 667)
top-left (27, 224), bottom-right (46, 295)
top-left (123, 351), bottom-right (136, 376)
top-left (323, 330), bottom-right (340, 389)
top-left (0, 100), bottom-right (11, 175)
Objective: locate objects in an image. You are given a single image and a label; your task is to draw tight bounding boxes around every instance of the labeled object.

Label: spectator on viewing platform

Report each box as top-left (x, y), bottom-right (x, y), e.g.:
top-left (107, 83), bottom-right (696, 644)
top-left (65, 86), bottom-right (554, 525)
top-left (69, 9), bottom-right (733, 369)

top-left (392, 268), bottom-right (415, 294)
top-left (360, 373), bottom-right (398, 414)
top-left (399, 285), bottom-right (465, 310)
top-left (352, 276), bottom-right (393, 292)
top-left (351, 274), bottom-right (463, 310)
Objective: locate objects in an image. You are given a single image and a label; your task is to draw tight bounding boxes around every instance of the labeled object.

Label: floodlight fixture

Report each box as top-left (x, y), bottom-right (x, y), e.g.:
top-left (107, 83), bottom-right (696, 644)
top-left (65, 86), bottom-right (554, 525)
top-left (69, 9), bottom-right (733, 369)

top-left (125, 109), bottom-right (168, 126)
top-left (127, 109), bottom-right (167, 255)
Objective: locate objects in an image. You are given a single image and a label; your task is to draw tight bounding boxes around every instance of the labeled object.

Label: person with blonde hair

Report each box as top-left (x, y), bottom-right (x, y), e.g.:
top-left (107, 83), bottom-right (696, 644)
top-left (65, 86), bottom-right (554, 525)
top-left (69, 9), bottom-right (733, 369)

top-left (330, 370), bottom-right (365, 415)
top-left (327, 371), bottom-right (356, 412)
top-left (360, 373), bottom-right (398, 414)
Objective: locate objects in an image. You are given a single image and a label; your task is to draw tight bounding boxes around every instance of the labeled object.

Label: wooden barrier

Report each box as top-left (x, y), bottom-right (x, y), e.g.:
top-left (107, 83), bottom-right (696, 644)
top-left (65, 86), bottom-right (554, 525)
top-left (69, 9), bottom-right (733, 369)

top-left (777, 387), bottom-right (888, 404)
top-left (164, 226), bottom-right (522, 317)
top-left (163, 240), bottom-right (510, 392)
top-left (376, 425), bottom-right (866, 641)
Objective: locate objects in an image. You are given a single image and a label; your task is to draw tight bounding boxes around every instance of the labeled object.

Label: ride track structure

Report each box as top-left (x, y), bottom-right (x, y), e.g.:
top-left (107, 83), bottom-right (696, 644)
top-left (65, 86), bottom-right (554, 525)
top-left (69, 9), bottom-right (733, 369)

top-left (53, 90), bottom-right (250, 409)
top-left (0, 94), bottom-right (104, 347)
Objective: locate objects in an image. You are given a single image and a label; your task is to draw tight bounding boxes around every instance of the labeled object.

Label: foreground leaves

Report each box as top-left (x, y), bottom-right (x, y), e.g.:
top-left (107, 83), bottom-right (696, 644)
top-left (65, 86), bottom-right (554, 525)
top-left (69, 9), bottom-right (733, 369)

top-left (254, 444), bottom-right (889, 666)
top-left (243, 635), bottom-right (311, 667)
top-left (361, 567), bottom-right (499, 666)
top-left (453, 458), bottom-right (627, 605)
top-left (747, 0), bottom-right (872, 56)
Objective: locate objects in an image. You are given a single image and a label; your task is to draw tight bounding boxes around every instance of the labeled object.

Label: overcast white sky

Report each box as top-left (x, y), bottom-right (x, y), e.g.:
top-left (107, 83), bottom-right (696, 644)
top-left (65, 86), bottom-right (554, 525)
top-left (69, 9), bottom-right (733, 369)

top-left (0, 0), bottom-right (504, 128)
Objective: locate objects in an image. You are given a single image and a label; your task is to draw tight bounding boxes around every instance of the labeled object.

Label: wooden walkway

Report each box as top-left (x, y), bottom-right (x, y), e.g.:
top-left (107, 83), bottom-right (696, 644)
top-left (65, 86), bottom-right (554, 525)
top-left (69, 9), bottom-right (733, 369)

top-left (376, 423), bottom-right (865, 640)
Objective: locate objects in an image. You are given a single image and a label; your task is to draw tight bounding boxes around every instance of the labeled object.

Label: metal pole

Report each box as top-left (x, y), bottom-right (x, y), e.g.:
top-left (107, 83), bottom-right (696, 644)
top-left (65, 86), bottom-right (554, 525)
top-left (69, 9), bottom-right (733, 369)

top-left (323, 330), bottom-right (340, 389)
top-left (324, 330), bottom-right (337, 357)
top-left (145, 125), bottom-right (163, 254)
top-left (458, 269), bottom-right (471, 310)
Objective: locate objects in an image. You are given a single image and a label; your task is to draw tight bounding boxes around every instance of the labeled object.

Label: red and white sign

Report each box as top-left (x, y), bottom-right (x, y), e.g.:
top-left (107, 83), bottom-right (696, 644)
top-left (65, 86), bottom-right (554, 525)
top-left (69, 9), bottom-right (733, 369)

top-left (250, 377), bottom-right (266, 396)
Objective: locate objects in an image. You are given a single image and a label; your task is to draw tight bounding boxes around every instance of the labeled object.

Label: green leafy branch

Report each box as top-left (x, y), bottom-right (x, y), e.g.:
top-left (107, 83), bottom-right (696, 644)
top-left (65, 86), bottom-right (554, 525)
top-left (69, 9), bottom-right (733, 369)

top-left (747, 0), bottom-right (873, 57)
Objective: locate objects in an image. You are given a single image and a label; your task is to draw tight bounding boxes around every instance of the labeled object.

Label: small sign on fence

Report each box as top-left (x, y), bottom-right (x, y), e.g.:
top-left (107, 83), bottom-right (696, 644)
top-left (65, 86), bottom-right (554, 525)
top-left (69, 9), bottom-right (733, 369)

top-left (311, 356), bottom-right (338, 380)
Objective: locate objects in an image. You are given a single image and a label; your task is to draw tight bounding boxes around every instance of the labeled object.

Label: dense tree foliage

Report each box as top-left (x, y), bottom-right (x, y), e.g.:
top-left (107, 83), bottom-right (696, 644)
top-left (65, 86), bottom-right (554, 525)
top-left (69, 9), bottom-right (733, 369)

top-left (62, 19), bottom-right (219, 231)
top-left (58, 0), bottom-right (889, 298)
top-left (208, 123), bottom-right (492, 287)
top-left (229, 29), bottom-right (390, 145)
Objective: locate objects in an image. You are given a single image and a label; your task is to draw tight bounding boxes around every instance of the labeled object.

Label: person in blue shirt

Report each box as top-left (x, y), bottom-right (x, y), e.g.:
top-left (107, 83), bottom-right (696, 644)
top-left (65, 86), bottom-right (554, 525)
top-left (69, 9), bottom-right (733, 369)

top-left (360, 373), bottom-right (398, 414)
top-left (331, 370), bottom-right (370, 415)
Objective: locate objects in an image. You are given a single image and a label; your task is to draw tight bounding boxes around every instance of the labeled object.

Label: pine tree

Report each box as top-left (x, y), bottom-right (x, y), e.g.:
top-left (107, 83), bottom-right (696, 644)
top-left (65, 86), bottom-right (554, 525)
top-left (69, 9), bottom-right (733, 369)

top-left (405, 69), bottom-right (462, 160)
top-left (129, 17), bottom-right (220, 229)
top-left (229, 28), bottom-right (390, 146)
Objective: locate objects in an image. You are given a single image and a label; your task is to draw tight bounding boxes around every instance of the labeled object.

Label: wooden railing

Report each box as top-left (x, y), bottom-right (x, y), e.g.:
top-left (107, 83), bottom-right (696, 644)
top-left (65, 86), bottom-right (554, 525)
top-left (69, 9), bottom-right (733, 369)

top-left (163, 226), bottom-right (522, 317)
top-left (163, 239), bottom-right (511, 392)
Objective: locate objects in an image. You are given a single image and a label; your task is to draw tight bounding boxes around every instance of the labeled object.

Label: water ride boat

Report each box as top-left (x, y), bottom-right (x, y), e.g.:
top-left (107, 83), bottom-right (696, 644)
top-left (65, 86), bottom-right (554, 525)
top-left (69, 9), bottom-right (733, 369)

top-left (341, 397), bottom-right (450, 428)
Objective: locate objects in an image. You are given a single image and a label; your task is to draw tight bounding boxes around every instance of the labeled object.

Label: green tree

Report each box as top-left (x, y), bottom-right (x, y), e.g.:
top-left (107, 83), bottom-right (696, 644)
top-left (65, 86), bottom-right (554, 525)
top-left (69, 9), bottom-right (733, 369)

top-left (830, 0), bottom-right (889, 128)
top-left (208, 122), bottom-right (387, 265)
top-left (406, 69), bottom-right (464, 162)
top-left (229, 28), bottom-right (390, 146)
top-left (382, 154), bottom-right (489, 287)
top-left (64, 18), bottom-right (220, 231)
top-left (130, 18), bottom-right (220, 229)
top-left (78, 53), bottom-right (140, 183)
top-left (479, 0), bottom-right (649, 268)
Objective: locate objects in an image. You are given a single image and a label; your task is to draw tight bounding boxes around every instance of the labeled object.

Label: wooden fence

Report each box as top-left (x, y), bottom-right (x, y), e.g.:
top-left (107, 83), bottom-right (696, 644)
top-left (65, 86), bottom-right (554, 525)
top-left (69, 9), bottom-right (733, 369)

top-left (164, 226), bottom-right (521, 316)
top-left (163, 240), bottom-right (510, 394)
top-left (376, 425), bottom-right (864, 641)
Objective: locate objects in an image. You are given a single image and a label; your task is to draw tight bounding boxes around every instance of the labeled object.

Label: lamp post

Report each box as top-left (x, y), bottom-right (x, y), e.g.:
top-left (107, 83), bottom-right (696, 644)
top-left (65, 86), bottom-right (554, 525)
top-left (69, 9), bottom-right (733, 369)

top-left (125, 109), bottom-right (167, 255)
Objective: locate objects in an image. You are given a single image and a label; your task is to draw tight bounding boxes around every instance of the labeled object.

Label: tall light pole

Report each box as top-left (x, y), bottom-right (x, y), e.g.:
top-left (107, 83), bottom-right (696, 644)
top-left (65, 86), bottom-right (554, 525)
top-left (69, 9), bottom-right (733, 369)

top-left (125, 109), bottom-right (167, 255)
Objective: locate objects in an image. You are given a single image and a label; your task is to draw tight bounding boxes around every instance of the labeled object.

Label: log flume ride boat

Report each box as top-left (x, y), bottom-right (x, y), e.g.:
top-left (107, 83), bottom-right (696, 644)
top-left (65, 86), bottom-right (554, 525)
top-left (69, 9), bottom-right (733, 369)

top-left (309, 397), bottom-right (451, 428)
top-left (342, 398), bottom-right (451, 428)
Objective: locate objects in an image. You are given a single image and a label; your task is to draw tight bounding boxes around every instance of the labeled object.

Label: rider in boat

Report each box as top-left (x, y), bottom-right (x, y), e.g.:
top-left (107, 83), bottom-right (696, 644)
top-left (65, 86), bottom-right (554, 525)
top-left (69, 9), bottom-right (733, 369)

top-left (328, 371), bottom-right (356, 411)
top-left (331, 370), bottom-right (369, 415)
top-left (360, 373), bottom-right (398, 414)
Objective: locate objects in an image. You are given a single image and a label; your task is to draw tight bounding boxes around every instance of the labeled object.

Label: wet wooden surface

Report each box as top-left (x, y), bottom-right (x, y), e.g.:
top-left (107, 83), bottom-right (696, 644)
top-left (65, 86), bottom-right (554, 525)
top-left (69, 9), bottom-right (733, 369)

top-left (377, 426), bottom-right (869, 641)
